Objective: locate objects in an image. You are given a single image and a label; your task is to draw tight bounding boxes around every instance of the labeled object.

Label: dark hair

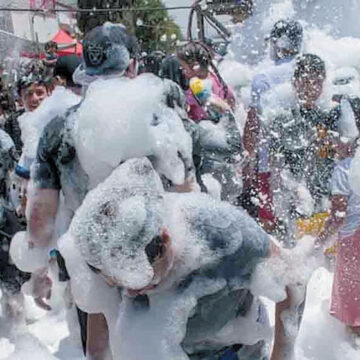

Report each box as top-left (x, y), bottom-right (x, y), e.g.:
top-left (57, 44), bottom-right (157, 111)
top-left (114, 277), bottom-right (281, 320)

top-left (17, 77), bottom-right (47, 96)
top-left (54, 55), bottom-right (81, 87)
top-left (294, 54), bottom-right (326, 80)
top-left (145, 235), bottom-right (166, 264)
top-left (270, 20), bottom-right (303, 53)
top-left (160, 55), bottom-right (188, 90)
top-left (177, 41), bottom-right (229, 98)
top-left (17, 60), bottom-right (48, 95)
top-left (177, 41), bottom-right (212, 69)
top-left (142, 51), bottom-right (165, 77)
top-left (45, 41), bottom-right (58, 52)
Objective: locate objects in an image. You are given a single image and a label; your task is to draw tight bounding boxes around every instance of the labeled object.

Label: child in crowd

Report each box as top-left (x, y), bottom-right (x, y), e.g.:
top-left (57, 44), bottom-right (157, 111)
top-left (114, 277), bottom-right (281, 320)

top-left (242, 20), bottom-right (303, 222)
top-left (177, 41), bottom-right (235, 122)
top-left (269, 54), bottom-right (337, 241)
top-left (176, 42), bottom-right (242, 203)
top-left (268, 54), bottom-right (338, 360)
top-left (7, 62), bottom-right (50, 218)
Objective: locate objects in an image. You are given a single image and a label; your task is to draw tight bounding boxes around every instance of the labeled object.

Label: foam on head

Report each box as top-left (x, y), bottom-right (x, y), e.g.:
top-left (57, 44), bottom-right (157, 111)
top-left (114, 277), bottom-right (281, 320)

top-left (70, 158), bottom-right (165, 290)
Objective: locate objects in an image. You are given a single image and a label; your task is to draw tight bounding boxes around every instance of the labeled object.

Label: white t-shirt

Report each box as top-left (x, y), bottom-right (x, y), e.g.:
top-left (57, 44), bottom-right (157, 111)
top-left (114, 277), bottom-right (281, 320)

top-left (331, 157), bottom-right (360, 238)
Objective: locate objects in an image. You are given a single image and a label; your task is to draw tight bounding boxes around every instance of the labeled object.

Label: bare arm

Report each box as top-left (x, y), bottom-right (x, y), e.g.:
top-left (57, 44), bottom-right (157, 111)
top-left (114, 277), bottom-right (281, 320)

top-left (243, 107), bottom-right (260, 156)
top-left (27, 187), bottom-right (59, 248)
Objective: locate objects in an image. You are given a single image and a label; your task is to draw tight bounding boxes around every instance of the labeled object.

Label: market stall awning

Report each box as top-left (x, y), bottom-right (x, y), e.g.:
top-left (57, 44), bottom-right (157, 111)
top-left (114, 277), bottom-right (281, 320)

top-left (52, 29), bottom-right (83, 57)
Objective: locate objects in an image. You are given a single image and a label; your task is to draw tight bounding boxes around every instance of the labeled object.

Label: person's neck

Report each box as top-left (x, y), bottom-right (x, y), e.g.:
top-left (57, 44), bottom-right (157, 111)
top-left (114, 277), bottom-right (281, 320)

top-left (298, 101), bottom-right (317, 111)
top-left (274, 57), bottom-right (293, 66)
top-left (197, 68), bottom-right (209, 80)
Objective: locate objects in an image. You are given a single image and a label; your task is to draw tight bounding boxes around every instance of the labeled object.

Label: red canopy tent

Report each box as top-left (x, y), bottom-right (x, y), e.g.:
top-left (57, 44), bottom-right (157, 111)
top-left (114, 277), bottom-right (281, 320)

top-left (52, 29), bottom-right (83, 57)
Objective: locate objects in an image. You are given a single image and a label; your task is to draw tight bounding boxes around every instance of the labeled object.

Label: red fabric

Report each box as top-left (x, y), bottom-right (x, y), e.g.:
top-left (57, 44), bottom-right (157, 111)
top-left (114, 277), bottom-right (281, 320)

top-left (257, 171), bottom-right (275, 222)
top-left (29, 0), bottom-right (55, 9)
top-left (51, 30), bottom-right (83, 57)
top-left (19, 52), bottom-right (46, 59)
top-left (330, 229), bottom-right (360, 326)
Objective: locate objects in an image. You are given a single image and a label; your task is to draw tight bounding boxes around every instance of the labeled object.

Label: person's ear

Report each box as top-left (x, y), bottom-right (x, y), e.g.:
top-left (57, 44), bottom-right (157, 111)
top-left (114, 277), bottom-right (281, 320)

top-left (293, 78), bottom-right (299, 90)
top-left (160, 228), bottom-right (171, 245)
top-left (17, 96), bottom-right (23, 107)
top-left (126, 59), bottom-right (137, 79)
top-left (46, 85), bottom-right (53, 96)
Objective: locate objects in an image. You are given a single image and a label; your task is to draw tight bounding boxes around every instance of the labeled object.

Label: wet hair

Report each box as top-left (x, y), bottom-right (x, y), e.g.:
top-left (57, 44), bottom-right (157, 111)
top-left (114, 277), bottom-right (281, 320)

top-left (294, 54), bottom-right (326, 80)
top-left (177, 41), bottom-right (229, 98)
top-left (145, 235), bottom-right (166, 264)
top-left (17, 60), bottom-right (48, 95)
top-left (177, 41), bottom-right (212, 69)
top-left (270, 20), bottom-right (303, 56)
top-left (160, 55), bottom-right (188, 90)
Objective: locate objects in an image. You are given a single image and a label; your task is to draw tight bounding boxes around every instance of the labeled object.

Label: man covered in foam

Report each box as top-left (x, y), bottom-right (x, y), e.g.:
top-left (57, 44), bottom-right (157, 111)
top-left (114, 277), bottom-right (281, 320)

top-left (10, 22), bottom-right (197, 359)
top-left (58, 157), bottom-right (316, 360)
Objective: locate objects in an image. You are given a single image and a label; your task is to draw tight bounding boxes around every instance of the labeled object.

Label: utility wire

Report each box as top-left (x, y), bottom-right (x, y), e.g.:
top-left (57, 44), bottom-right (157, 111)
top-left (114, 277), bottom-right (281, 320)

top-left (0, 6), bottom-right (194, 13)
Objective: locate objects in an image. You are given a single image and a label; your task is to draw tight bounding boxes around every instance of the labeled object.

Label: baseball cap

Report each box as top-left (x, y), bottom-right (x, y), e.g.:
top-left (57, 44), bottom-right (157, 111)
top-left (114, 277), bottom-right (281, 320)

top-left (82, 22), bottom-right (137, 76)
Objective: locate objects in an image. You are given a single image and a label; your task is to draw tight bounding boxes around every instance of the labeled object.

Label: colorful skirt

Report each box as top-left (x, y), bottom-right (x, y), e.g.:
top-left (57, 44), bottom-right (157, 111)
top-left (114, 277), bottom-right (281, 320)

top-left (330, 229), bottom-right (360, 326)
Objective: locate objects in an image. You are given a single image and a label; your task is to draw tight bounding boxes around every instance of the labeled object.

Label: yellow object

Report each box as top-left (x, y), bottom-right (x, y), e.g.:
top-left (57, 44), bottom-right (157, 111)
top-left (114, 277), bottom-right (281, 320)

top-left (296, 212), bottom-right (330, 238)
top-left (189, 77), bottom-right (204, 96)
top-left (316, 124), bottom-right (332, 159)
top-left (297, 212), bottom-right (337, 256)
top-left (324, 245), bottom-right (337, 256)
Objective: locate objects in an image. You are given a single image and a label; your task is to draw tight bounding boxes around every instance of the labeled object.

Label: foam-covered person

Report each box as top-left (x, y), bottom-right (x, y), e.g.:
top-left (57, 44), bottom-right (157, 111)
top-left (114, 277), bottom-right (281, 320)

top-left (4, 61), bottom-right (49, 156)
top-left (268, 54), bottom-right (339, 360)
top-left (0, 130), bottom-right (30, 327)
top-left (5, 63), bottom-right (51, 221)
top-left (58, 157), bottom-right (311, 360)
top-left (10, 23), bottom-right (196, 360)
top-left (11, 58), bottom-right (81, 220)
top-left (177, 41), bottom-right (235, 122)
top-left (242, 20), bottom-right (303, 226)
top-left (315, 97), bottom-right (360, 344)
top-left (176, 42), bottom-right (242, 204)
top-left (269, 54), bottom-right (337, 239)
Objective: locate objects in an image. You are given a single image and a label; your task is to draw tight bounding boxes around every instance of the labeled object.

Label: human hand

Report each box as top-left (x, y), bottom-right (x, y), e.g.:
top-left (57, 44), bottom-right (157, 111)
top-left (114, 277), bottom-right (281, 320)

top-left (31, 268), bottom-right (52, 311)
top-left (174, 177), bottom-right (196, 193)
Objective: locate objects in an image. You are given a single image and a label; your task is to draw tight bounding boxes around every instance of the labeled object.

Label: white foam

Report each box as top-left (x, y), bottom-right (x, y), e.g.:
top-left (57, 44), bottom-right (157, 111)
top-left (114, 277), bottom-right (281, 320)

top-left (19, 86), bottom-right (80, 162)
top-left (349, 146), bottom-right (360, 196)
top-left (72, 74), bottom-right (193, 188)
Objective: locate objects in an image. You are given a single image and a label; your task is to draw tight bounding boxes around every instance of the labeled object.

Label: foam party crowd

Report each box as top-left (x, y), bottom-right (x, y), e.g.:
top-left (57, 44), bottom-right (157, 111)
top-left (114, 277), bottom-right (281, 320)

top-left (0, 0), bottom-right (360, 359)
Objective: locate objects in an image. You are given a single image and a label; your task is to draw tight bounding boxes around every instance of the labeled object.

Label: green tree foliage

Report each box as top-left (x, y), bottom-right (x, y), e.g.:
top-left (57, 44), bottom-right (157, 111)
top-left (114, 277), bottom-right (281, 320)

top-left (77, 0), bottom-right (134, 35)
top-left (134, 0), bottom-right (182, 53)
top-left (77, 0), bottom-right (181, 53)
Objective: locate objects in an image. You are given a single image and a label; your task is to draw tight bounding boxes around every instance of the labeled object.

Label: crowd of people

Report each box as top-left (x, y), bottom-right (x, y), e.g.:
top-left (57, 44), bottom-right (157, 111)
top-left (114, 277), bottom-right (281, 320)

top-left (0, 16), bottom-right (359, 360)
